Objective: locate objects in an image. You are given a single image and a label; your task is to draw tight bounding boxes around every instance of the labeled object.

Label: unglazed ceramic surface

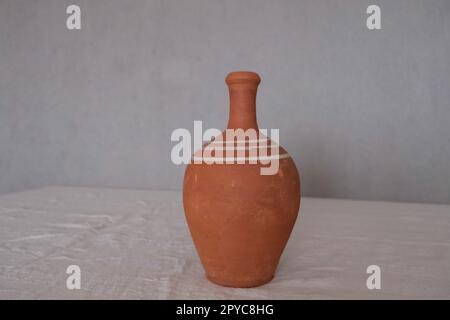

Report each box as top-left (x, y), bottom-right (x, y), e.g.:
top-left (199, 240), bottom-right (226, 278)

top-left (183, 71), bottom-right (301, 287)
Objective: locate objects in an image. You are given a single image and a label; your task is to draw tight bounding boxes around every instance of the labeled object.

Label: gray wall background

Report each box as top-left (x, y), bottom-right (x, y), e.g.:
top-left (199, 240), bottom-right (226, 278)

top-left (0, 0), bottom-right (449, 204)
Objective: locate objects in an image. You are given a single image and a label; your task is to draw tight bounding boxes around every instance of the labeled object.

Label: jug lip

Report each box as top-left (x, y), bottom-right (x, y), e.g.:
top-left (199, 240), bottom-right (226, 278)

top-left (226, 71), bottom-right (261, 85)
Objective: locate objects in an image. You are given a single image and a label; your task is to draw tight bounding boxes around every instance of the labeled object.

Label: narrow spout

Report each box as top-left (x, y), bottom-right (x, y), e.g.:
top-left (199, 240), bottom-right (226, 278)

top-left (226, 71), bottom-right (261, 130)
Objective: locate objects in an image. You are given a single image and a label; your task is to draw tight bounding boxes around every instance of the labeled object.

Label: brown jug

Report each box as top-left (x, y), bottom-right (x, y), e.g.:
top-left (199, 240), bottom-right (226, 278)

top-left (183, 71), bottom-right (300, 287)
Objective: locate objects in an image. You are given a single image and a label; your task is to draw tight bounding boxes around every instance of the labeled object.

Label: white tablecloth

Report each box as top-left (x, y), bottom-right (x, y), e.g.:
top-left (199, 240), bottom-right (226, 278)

top-left (0, 187), bottom-right (449, 299)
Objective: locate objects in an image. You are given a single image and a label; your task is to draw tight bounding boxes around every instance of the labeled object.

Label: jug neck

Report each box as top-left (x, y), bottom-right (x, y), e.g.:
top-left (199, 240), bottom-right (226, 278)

top-left (226, 71), bottom-right (260, 130)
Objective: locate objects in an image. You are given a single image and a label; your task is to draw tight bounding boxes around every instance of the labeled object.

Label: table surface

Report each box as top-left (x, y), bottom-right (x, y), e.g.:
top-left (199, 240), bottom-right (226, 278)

top-left (0, 187), bottom-right (449, 299)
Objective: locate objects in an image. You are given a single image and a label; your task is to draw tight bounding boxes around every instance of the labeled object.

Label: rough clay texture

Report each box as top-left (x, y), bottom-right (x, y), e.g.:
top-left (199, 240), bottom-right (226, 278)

top-left (184, 158), bottom-right (300, 287)
top-left (183, 72), bottom-right (301, 287)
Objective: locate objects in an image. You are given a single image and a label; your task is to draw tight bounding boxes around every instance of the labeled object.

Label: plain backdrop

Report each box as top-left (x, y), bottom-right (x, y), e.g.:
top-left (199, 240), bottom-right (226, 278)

top-left (0, 0), bottom-right (449, 204)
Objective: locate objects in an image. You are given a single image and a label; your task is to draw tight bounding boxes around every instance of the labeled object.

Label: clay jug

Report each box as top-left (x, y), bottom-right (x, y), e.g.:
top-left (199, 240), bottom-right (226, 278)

top-left (183, 71), bottom-right (300, 287)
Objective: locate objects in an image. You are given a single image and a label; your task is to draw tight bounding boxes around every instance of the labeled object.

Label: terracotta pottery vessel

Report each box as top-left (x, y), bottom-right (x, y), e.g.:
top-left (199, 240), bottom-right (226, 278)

top-left (183, 71), bottom-right (300, 287)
